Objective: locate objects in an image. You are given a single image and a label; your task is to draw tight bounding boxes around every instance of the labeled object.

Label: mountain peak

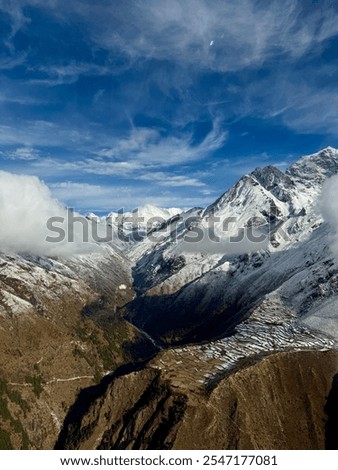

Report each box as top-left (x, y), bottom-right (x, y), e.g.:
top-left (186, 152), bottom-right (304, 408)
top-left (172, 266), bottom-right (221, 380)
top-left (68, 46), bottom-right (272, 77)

top-left (286, 146), bottom-right (338, 182)
top-left (299, 146), bottom-right (338, 161)
top-left (319, 146), bottom-right (338, 154)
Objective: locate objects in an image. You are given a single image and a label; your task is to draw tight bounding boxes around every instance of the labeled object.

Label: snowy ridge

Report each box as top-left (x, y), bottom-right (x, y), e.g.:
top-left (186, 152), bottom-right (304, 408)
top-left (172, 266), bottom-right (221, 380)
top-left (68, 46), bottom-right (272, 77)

top-left (0, 244), bottom-right (132, 317)
top-left (131, 147), bottom-right (338, 298)
top-left (151, 293), bottom-right (335, 389)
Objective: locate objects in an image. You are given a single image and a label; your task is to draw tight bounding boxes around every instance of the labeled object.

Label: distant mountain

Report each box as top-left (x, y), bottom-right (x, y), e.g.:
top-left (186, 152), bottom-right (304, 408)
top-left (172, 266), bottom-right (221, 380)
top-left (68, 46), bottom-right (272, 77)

top-left (106, 204), bottom-right (182, 223)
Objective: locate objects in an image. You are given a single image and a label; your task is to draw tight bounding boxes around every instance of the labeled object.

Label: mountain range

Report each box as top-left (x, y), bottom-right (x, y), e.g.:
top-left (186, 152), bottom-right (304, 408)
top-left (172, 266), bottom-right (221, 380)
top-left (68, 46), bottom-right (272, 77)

top-left (1, 147), bottom-right (338, 449)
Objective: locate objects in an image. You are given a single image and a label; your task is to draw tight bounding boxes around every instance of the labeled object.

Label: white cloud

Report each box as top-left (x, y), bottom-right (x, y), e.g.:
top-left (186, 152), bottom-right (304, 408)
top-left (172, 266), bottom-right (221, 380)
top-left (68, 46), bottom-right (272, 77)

top-left (28, 63), bottom-right (113, 86)
top-left (75, 0), bottom-right (338, 72)
top-left (96, 119), bottom-right (227, 166)
top-left (0, 171), bottom-right (100, 257)
top-left (139, 172), bottom-right (205, 187)
top-left (240, 69), bottom-right (338, 136)
top-left (280, 87), bottom-right (338, 136)
top-left (26, 119), bottom-right (226, 179)
top-left (0, 120), bottom-right (103, 150)
top-left (6, 147), bottom-right (40, 161)
top-left (6, 1), bottom-right (337, 77)
top-left (319, 175), bottom-right (338, 256)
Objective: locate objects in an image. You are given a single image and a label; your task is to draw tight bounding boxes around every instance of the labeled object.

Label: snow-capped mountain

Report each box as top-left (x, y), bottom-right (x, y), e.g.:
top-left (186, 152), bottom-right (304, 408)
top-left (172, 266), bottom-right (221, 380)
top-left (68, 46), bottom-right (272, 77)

top-left (287, 146), bottom-right (338, 184)
top-left (86, 204), bottom-right (182, 251)
top-left (106, 204), bottom-right (182, 231)
top-left (126, 147), bottom-right (338, 345)
top-left (128, 204), bottom-right (182, 221)
top-left (135, 147), bottom-right (338, 276)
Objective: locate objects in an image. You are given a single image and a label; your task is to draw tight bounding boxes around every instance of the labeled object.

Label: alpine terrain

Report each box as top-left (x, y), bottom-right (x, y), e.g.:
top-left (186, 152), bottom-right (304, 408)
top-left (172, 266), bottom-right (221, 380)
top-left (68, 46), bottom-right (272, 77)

top-left (1, 147), bottom-right (338, 450)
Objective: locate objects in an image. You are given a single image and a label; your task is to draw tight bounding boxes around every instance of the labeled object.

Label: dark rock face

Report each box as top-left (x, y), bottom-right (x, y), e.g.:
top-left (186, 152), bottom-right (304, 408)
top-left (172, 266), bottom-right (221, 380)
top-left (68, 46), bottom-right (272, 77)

top-left (56, 368), bottom-right (187, 450)
top-left (252, 166), bottom-right (295, 202)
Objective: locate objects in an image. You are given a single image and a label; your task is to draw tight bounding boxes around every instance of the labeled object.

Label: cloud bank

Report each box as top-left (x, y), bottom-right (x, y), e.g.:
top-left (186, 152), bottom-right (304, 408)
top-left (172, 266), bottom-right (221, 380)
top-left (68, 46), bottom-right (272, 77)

top-left (0, 171), bottom-right (99, 257)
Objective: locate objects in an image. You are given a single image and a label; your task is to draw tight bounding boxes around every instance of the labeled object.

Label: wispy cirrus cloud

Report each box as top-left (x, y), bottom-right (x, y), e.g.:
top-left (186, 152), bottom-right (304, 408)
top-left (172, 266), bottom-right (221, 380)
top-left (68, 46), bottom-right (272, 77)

top-left (57, 0), bottom-right (338, 72)
top-left (4, 0), bottom-right (338, 79)
top-left (236, 65), bottom-right (338, 136)
top-left (5, 146), bottom-right (40, 161)
top-left (139, 172), bottom-right (205, 187)
top-left (1, 1), bottom-right (338, 138)
top-left (0, 120), bottom-right (97, 149)
top-left (95, 119), bottom-right (227, 165)
top-left (28, 62), bottom-right (113, 86)
top-left (0, 1), bottom-right (30, 50)
top-left (279, 88), bottom-right (338, 136)
top-left (27, 119), bottom-right (226, 174)
top-left (3, 1), bottom-right (338, 66)
top-left (0, 52), bottom-right (29, 70)
top-left (33, 157), bottom-right (146, 177)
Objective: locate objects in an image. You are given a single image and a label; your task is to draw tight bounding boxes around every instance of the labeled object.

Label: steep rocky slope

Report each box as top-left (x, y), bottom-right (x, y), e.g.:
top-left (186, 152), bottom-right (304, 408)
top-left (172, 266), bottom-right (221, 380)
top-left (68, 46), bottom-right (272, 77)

top-left (0, 247), bottom-right (156, 449)
top-left (56, 350), bottom-right (338, 450)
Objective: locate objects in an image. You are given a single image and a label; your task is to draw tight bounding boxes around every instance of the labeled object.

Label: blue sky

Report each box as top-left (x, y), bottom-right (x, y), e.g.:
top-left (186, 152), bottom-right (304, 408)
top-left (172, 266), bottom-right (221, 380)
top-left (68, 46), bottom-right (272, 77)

top-left (0, 0), bottom-right (338, 213)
